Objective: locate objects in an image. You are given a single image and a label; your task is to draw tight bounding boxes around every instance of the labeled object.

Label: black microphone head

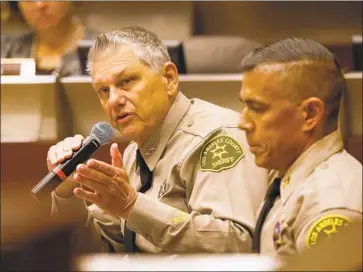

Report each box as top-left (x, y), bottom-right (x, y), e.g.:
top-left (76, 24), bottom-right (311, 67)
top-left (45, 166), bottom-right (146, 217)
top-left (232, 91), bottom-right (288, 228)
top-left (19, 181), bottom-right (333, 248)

top-left (91, 122), bottom-right (114, 145)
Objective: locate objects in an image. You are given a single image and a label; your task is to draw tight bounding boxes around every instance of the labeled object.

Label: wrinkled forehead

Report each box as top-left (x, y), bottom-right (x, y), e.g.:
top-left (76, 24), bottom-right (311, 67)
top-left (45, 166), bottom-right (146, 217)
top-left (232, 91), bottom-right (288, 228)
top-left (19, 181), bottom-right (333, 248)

top-left (91, 46), bottom-right (143, 80)
top-left (91, 44), bottom-right (138, 66)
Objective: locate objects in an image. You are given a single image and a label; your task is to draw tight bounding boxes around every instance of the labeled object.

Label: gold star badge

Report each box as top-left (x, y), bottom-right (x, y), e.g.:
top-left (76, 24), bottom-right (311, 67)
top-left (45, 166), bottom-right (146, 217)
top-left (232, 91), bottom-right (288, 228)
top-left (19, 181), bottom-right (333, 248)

top-left (282, 176), bottom-right (290, 188)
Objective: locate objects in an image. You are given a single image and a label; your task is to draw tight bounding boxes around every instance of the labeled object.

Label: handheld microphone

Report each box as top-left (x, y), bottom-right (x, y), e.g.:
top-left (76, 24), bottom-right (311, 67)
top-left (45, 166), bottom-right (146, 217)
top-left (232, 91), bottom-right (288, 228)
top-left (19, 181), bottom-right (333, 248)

top-left (31, 122), bottom-right (114, 200)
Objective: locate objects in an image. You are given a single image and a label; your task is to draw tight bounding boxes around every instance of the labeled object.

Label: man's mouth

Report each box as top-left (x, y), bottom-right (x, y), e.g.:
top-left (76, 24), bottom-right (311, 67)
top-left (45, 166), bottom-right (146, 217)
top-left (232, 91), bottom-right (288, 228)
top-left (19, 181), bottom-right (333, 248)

top-left (116, 113), bottom-right (133, 124)
top-left (118, 113), bottom-right (130, 120)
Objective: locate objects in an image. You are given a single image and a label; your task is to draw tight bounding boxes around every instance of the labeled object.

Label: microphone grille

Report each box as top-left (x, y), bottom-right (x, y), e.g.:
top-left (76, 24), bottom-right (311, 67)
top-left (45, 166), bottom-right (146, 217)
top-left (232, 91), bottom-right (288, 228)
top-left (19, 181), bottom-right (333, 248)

top-left (91, 122), bottom-right (114, 145)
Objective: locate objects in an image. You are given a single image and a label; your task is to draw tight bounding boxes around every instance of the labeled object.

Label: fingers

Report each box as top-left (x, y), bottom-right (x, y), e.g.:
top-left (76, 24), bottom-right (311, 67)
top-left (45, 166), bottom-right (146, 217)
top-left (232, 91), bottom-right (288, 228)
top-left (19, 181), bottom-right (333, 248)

top-left (73, 187), bottom-right (102, 204)
top-left (72, 134), bottom-right (84, 150)
top-left (47, 145), bottom-right (58, 168)
top-left (86, 159), bottom-right (125, 178)
top-left (73, 173), bottom-right (109, 194)
top-left (47, 135), bottom-right (84, 167)
top-left (62, 137), bottom-right (74, 159)
top-left (75, 164), bottom-right (111, 186)
top-left (111, 143), bottom-right (123, 168)
top-left (75, 163), bottom-right (128, 193)
top-left (82, 143), bottom-right (124, 179)
top-left (72, 156), bottom-right (135, 219)
top-left (74, 169), bottom-right (127, 200)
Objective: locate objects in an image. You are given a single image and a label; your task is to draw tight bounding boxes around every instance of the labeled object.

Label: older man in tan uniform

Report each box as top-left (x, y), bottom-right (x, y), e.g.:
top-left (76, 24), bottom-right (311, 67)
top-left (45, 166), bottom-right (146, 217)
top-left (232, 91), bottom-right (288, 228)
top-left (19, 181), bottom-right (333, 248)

top-left (49, 26), bottom-right (268, 253)
top-left (238, 37), bottom-right (362, 256)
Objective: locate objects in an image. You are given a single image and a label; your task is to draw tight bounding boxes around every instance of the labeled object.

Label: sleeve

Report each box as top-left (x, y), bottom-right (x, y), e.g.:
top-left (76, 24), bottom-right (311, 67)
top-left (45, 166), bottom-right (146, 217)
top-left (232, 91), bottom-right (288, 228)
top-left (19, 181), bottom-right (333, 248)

top-left (51, 191), bottom-right (104, 252)
top-left (51, 191), bottom-right (125, 252)
top-left (126, 127), bottom-right (269, 253)
top-left (290, 166), bottom-right (363, 254)
top-left (293, 209), bottom-right (362, 254)
top-left (74, 144), bottom-right (138, 253)
top-left (51, 190), bottom-right (88, 219)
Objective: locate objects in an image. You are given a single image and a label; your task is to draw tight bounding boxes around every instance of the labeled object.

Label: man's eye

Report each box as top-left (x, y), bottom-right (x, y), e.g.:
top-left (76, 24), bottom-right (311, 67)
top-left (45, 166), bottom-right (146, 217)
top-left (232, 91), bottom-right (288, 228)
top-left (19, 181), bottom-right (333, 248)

top-left (244, 102), bottom-right (266, 113)
top-left (251, 105), bottom-right (266, 112)
top-left (123, 79), bottom-right (131, 84)
top-left (121, 78), bottom-right (133, 87)
top-left (99, 87), bottom-right (109, 93)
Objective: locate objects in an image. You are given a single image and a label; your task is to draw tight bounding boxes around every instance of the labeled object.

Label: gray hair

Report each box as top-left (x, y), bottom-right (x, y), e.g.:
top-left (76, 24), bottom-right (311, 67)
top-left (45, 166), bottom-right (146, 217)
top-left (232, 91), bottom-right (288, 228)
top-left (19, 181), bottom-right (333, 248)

top-left (86, 26), bottom-right (170, 74)
top-left (241, 37), bottom-right (346, 133)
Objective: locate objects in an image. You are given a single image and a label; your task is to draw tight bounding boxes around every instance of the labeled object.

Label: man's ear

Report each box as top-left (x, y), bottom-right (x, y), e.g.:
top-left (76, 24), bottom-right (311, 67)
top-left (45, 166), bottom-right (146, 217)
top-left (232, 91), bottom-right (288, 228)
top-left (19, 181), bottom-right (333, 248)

top-left (161, 62), bottom-right (179, 97)
top-left (300, 97), bottom-right (325, 132)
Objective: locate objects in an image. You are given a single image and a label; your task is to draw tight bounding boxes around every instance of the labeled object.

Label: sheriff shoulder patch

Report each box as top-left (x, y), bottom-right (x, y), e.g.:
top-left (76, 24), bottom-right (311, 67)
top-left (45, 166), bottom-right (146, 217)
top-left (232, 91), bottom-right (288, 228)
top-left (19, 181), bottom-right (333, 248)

top-left (200, 135), bottom-right (244, 172)
top-left (306, 214), bottom-right (351, 248)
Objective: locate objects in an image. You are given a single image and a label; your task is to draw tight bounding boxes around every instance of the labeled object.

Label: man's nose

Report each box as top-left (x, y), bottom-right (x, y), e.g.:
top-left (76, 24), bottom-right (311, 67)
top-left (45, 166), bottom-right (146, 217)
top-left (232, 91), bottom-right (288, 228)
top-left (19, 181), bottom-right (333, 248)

top-left (109, 87), bottom-right (126, 106)
top-left (35, 1), bottom-right (47, 9)
top-left (238, 112), bottom-right (254, 132)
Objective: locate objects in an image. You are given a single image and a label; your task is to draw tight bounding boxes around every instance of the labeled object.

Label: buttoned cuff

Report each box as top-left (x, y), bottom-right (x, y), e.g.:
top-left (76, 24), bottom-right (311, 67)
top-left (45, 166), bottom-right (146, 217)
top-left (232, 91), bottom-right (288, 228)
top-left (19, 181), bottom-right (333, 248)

top-left (51, 190), bottom-right (88, 219)
top-left (126, 193), bottom-right (173, 246)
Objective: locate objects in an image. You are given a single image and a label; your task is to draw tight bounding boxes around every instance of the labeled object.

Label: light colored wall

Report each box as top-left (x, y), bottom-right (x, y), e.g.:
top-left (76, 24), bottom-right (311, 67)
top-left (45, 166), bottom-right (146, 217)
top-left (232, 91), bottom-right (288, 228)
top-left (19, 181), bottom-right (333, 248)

top-left (194, 1), bottom-right (362, 45)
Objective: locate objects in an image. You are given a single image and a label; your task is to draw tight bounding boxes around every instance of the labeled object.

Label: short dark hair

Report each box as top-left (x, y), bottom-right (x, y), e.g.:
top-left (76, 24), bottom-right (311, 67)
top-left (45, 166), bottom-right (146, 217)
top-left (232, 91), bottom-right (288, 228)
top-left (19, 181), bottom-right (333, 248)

top-left (241, 37), bottom-right (341, 72)
top-left (241, 37), bottom-right (346, 133)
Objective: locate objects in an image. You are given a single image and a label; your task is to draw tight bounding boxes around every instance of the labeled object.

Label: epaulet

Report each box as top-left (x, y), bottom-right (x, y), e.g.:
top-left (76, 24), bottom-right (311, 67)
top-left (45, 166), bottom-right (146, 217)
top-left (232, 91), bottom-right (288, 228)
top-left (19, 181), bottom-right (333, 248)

top-left (180, 99), bottom-right (240, 139)
top-left (312, 162), bottom-right (345, 212)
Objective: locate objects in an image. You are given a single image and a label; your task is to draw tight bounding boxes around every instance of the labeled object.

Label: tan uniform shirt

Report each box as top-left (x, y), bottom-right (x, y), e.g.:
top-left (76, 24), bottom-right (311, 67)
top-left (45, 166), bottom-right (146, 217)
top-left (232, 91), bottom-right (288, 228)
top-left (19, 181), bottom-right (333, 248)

top-left (52, 92), bottom-right (268, 253)
top-left (259, 131), bottom-right (362, 256)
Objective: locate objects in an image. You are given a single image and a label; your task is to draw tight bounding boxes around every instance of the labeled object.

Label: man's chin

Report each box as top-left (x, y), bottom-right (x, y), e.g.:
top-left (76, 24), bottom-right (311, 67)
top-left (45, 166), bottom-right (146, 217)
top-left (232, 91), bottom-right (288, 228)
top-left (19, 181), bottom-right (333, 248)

top-left (34, 23), bottom-right (53, 32)
top-left (255, 156), bottom-right (269, 169)
top-left (117, 127), bottom-right (141, 142)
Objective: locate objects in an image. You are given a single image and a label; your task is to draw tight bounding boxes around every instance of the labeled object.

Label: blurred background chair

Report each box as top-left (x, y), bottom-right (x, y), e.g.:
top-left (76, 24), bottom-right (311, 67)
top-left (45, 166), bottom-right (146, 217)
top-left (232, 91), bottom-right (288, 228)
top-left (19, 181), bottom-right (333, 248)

top-left (184, 36), bottom-right (262, 74)
top-left (352, 34), bottom-right (362, 71)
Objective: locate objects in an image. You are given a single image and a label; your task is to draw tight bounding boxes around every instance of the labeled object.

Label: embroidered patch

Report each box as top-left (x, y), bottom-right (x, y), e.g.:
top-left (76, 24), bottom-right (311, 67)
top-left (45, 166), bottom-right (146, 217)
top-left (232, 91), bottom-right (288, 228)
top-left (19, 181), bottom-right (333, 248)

top-left (200, 136), bottom-right (245, 172)
top-left (306, 215), bottom-right (351, 248)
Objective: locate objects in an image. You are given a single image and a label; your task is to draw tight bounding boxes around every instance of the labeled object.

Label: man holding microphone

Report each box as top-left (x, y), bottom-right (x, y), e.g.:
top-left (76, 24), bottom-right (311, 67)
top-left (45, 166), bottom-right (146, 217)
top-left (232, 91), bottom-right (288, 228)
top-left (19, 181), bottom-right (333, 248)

top-left (48, 26), bottom-right (268, 254)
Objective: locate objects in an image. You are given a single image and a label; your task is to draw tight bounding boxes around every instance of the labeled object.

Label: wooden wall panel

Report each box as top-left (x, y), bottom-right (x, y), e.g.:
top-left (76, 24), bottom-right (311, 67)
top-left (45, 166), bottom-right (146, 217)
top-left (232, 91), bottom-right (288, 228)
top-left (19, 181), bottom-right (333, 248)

top-left (194, 2), bottom-right (362, 45)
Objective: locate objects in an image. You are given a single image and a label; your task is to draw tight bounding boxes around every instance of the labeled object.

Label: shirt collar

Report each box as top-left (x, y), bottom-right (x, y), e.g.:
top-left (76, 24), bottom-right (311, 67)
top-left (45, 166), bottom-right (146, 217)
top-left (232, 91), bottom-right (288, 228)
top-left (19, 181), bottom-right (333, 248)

top-left (280, 130), bottom-right (344, 204)
top-left (138, 92), bottom-right (191, 171)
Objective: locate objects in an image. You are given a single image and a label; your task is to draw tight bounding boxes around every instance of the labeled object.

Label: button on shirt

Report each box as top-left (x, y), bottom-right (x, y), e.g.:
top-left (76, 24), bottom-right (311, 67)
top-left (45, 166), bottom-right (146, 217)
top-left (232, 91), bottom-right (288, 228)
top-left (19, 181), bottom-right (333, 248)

top-left (258, 131), bottom-right (362, 256)
top-left (52, 92), bottom-right (268, 253)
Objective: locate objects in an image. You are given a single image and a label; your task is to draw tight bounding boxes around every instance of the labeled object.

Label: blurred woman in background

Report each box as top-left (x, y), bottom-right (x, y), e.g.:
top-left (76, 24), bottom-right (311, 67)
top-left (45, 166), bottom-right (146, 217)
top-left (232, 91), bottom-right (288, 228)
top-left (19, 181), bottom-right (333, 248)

top-left (1, 1), bottom-right (97, 76)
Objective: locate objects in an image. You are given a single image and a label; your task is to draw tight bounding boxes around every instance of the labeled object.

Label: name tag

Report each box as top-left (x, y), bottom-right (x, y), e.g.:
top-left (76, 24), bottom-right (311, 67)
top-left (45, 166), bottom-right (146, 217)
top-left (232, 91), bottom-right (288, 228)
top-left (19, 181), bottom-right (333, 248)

top-left (1, 58), bottom-right (36, 76)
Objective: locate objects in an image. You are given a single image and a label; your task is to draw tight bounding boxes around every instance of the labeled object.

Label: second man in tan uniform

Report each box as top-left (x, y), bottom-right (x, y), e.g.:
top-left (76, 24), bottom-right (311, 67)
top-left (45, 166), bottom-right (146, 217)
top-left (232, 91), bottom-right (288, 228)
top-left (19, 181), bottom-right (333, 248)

top-left (238, 37), bottom-right (362, 256)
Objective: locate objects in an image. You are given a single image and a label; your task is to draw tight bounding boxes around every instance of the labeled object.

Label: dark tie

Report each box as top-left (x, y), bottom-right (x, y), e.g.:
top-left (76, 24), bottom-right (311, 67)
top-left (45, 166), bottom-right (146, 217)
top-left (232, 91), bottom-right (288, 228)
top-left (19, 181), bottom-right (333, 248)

top-left (124, 149), bottom-right (153, 253)
top-left (252, 177), bottom-right (281, 253)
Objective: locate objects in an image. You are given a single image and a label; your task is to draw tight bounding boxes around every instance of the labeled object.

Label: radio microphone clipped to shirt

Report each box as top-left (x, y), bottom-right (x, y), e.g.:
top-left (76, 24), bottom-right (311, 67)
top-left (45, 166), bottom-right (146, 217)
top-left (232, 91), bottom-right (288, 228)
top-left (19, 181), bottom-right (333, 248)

top-left (31, 122), bottom-right (114, 200)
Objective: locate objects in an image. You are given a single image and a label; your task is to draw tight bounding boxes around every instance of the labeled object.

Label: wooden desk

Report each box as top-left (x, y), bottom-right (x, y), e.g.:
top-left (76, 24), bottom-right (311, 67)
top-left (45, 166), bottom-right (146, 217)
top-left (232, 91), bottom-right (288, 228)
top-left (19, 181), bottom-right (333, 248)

top-left (1, 75), bottom-right (67, 142)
